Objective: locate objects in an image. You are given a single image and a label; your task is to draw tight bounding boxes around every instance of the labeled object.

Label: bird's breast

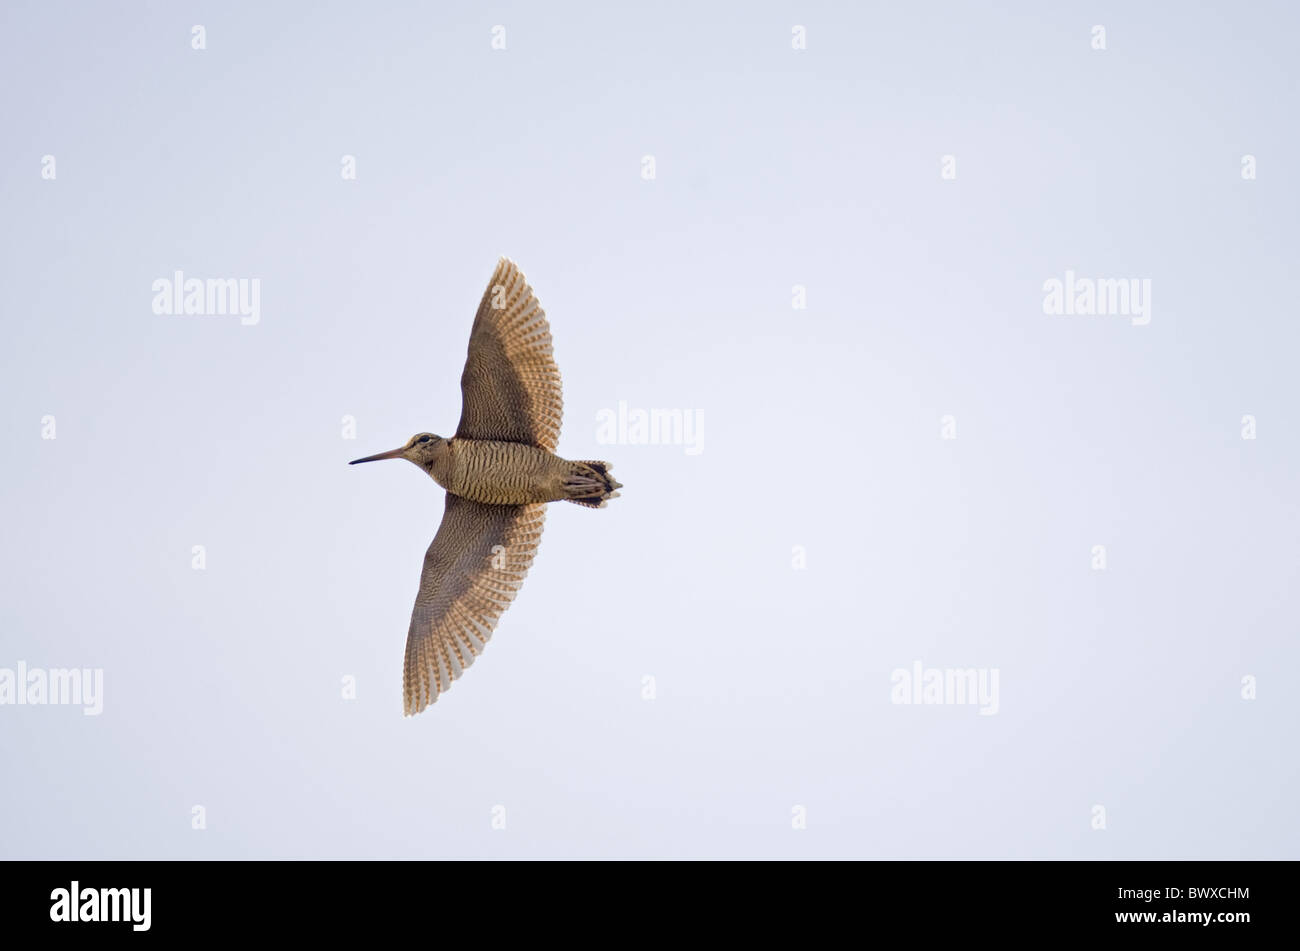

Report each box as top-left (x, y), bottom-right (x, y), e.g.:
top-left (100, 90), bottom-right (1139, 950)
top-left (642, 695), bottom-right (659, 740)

top-left (445, 439), bottom-right (563, 505)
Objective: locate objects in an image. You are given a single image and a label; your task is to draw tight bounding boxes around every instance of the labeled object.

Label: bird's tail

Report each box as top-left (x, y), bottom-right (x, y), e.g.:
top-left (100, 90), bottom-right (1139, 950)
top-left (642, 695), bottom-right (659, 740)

top-left (563, 461), bottom-right (622, 508)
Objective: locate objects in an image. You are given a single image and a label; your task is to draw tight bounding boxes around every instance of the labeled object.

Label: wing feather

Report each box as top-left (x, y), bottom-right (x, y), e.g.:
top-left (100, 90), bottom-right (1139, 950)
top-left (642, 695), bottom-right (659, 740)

top-left (455, 257), bottom-right (563, 451)
top-left (403, 493), bottom-right (546, 715)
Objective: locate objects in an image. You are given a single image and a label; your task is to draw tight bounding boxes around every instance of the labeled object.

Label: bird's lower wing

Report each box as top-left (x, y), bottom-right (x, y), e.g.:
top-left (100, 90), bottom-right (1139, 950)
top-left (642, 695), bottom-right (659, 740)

top-left (455, 257), bottom-right (563, 452)
top-left (403, 493), bottom-right (546, 715)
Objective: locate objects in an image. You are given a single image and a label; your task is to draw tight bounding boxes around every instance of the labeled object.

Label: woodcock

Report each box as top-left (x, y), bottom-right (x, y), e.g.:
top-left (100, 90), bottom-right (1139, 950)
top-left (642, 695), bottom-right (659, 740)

top-left (350, 258), bottom-right (621, 715)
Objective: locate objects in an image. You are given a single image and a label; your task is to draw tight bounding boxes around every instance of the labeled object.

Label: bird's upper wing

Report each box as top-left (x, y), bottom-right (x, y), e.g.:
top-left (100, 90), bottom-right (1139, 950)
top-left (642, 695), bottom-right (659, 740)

top-left (455, 257), bottom-right (563, 452)
top-left (403, 493), bottom-right (546, 715)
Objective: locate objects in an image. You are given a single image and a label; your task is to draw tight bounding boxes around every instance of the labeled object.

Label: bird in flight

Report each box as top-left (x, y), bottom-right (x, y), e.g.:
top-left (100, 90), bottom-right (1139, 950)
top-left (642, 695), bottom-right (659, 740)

top-left (351, 258), bottom-right (621, 715)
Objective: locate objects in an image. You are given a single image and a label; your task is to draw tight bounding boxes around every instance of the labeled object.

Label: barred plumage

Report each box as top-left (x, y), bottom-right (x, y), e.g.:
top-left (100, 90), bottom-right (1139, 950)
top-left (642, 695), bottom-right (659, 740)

top-left (350, 258), bottom-right (622, 715)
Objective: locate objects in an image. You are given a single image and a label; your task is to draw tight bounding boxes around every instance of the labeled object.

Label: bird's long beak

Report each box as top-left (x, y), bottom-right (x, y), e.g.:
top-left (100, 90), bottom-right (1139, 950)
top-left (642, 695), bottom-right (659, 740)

top-left (349, 446), bottom-right (407, 465)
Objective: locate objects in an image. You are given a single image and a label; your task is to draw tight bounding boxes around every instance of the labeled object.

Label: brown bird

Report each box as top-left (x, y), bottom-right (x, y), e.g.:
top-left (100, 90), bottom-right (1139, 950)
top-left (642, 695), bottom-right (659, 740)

top-left (350, 258), bottom-right (621, 715)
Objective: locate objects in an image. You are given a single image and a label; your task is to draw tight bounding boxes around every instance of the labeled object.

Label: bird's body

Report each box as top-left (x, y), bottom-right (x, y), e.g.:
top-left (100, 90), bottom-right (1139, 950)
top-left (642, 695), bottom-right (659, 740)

top-left (350, 258), bottom-right (620, 715)
top-left (416, 437), bottom-right (615, 507)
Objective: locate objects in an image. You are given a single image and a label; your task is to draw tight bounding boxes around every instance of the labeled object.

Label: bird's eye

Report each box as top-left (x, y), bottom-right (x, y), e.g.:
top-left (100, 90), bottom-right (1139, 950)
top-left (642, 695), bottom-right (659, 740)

top-left (418, 435), bottom-right (432, 444)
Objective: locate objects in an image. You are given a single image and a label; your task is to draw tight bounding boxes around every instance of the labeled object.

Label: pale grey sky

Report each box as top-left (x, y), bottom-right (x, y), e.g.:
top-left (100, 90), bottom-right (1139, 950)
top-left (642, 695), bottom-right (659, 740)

top-left (1, 0), bottom-right (1296, 858)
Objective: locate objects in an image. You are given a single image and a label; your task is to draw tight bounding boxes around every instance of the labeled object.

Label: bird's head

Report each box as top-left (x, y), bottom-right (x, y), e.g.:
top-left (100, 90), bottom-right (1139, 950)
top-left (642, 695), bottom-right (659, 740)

top-left (349, 433), bottom-right (446, 468)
